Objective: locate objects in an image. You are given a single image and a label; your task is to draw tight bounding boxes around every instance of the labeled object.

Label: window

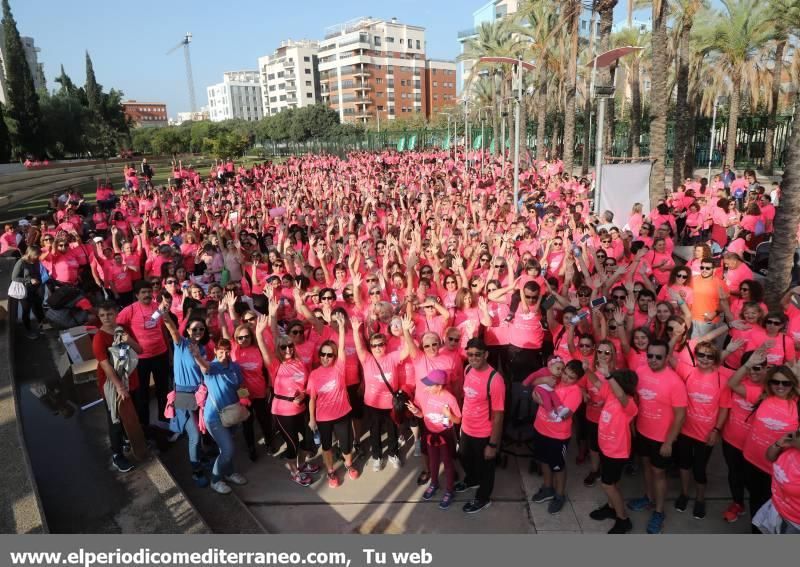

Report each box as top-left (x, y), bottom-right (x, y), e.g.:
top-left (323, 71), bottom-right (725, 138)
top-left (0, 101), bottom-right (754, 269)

top-left (416, 39), bottom-right (421, 49)
top-left (376, 91), bottom-right (384, 97)
top-left (280, 95), bottom-right (286, 101)
top-left (305, 80), bottom-right (312, 86)
top-left (400, 38), bottom-right (404, 44)
top-left (433, 95), bottom-right (438, 101)
top-left (277, 71), bottom-right (284, 78)
top-left (307, 92), bottom-right (313, 98)
top-left (400, 79), bottom-right (406, 86)
top-left (376, 78), bottom-right (383, 84)
top-left (377, 105), bottom-right (384, 111)
top-left (433, 81), bottom-right (438, 87)
top-left (305, 68), bottom-right (311, 74)
top-left (387, 65), bottom-right (393, 73)
top-left (374, 36), bottom-right (381, 46)
top-left (386, 36), bottom-right (394, 43)
top-left (270, 96), bottom-right (277, 102)
top-left (581, 21), bottom-right (587, 30)
top-left (414, 80), bottom-right (421, 88)
top-left (278, 83), bottom-right (285, 90)
top-left (304, 56), bottom-right (310, 62)
top-left (388, 106), bottom-right (395, 114)
top-left (387, 80), bottom-right (394, 88)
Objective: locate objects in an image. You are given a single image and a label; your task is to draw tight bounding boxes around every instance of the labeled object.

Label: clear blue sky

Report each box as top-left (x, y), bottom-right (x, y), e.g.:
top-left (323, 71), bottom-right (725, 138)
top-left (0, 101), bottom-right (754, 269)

top-left (14, 0), bottom-right (635, 119)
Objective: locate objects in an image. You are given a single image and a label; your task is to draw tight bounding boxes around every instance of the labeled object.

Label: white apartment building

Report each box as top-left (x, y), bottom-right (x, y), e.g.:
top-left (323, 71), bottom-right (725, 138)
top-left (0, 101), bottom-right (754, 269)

top-left (318, 17), bottom-right (428, 123)
top-left (0, 31), bottom-right (46, 105)
top-left (206, 71), bottom-right (264, 122)
top-left (257, 40), bottom-right (320, 116)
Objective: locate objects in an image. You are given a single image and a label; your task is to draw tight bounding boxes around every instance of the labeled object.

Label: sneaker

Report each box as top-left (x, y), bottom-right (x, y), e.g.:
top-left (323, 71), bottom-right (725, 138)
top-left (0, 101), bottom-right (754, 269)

top-left (327, 471), bottom-right (340, 488)
top-left (646, 511), bottom-right (665, 534)
top-left (722, 502), bottom-right (746, 523)
top-left (674, 493), bottom-right (689, 513)
top-left (583, 470), bottom-right (600, 487)
top-left (371, 457), bottom-right (384, 472)
top-left (191, 471), bottom-right (209, 488)
top-left (590, 503), bottom-right (617, 521)
top-left (414, 439), bottom-right (422, 457)
top-left (388, 454), bottom-right (402, 469)
top-left (225, 473), bottom-right (247, 485)
top-left (416, 471), bottom-right (431, 486)
top-left (291, 472), bottom-right (312, 487)
top-left (439, 491), bottom-right (454, 510)
top-left (548, 494), bottom-right (566, 515)
top-left (398, 434), bottom-right (407, 446)
top-left (531, 485), bottom-right (556, 503)
top-left (211, 480), bottom-right (232, 495)
top-left (463, 499), bottom-right (491, 514)
top-left (299, 461), bottom-right (320, 474)
top-left (423, 484), bottom-right (439, 500)
top-left (346, 466), bottom-right (360, 480)
top-left (627, 495), bottom-right (654, 512)
top-left (112, 453), bottom-right (134, 473)
top-left (692, 500), bottom-right (706, 520)
top-left (454, 481), bottom-right (478, 493)
top-left (608, 517), bottom-right (633, 534)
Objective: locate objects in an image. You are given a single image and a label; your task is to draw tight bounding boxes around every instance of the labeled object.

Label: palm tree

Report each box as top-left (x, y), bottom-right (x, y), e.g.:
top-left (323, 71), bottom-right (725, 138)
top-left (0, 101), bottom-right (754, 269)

top-left (694, 0), bottom-right (776, 170)
top-left (596, 0), bottom-right (618, 156)
top-left (613, 26), bottom-right (650, 157)
top-left (561, 0), bottom-right (581, 172)
top-left (762, 36), bottom-right (788, 175)
top-left (671, 0), bottom-right (706, 188)
top-left (649, 0), bottom-right (670, 204)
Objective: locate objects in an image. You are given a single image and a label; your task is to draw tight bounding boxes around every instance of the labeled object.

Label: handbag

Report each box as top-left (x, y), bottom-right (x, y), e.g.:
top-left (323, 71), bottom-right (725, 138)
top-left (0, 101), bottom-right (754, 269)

top-left (371, 353), bottom-right (409, 421)
top-left (8, 281), bottom-right (26, 300)
top-left (219, 402), bottom-right (249, 427)
top-left (174, 391), bottom-right (198, 411)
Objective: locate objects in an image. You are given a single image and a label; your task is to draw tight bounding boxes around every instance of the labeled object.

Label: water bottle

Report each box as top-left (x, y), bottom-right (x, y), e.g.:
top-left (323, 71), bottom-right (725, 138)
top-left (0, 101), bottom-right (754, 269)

top-left (442, 405), bottom-right (450, 428)
top-left (150, 309), bottom-right (163, 321)
top-left (313, 428), bottom-right (321, 446)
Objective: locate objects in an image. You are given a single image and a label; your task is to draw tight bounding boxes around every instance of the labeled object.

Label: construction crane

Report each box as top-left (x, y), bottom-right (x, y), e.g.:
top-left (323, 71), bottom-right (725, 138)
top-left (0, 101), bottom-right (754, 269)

top-left (167, 32), bottom-right (197, 113)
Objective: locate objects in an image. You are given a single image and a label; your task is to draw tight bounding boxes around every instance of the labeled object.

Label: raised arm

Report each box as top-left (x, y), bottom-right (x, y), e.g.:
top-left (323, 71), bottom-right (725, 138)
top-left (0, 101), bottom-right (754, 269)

top-left (159, 295), bottom-right (181, 345)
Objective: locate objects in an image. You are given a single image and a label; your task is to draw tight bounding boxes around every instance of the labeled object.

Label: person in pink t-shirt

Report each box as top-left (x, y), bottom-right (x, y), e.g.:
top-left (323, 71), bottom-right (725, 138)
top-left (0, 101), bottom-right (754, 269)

top-left (756, 430), bottom-right (800, 533)
top-left (307, 313), bottom-right (359, 488)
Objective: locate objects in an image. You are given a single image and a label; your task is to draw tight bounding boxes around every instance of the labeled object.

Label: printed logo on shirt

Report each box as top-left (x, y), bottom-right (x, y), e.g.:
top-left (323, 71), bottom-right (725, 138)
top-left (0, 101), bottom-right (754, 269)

top-left (425, 412), bottom-right (445, 425)
top-left (773, 463), bottom-right (789, 484)
top-left (638, 388), bottom-right (657, 401)
top-left (734, 397), bottom-right (754, 411)
top-left (758, 416), bottom-right (790, 431)
top-left (600, 410), bottom-right (612, 424)
top-left (292, 372), bottom-right (305, 383)
top-left (318, 379), bottom-right (337, 394)
top-left (463, 386), bottom-right (479, 399)
top-left (144, 319), bottom-right (157, 329)
top-left (239, 362), bottom-right (260, 371)
top-left (689, 392), bottom-right (714, 404)
top-left (345, 346), bottom-right (356, 355)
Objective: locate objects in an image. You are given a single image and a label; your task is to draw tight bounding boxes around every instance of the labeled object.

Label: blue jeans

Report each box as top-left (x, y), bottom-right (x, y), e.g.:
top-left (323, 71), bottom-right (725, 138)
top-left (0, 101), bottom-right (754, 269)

top-left (206, 419), bottom-right (236, 482)
top-left (182, 410), bottom-right (201, 468)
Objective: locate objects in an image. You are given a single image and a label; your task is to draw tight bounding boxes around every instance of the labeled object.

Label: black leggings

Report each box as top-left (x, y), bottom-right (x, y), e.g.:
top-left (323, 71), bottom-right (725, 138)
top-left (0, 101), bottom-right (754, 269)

top-left (722, 441), bottom-right (746, 506)
top-left (365, 406), bottom-right (398, 459)
top-left (674, 434), bottom-right (713, 485)
top-left (242, 397), bottom-right (272, 450)
top-left (275, 413), bottom-right (312, 460)
top-left (318, 413), bottom-right (354, 453)
top-left (744, 461), bottom-right (773, 533)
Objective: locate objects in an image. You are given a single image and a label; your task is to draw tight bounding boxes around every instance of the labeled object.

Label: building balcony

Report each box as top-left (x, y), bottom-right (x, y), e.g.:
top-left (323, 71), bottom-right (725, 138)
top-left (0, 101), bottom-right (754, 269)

top-left (286, 83), bottom-right (297, 92)
top-left (458, 27), bottom-right (478, 39)
top-left (287, 97), bottom-right (298, 104)
top-left (284, 59), bottom-right (295, 69)
top-left (284, 72), bottom-right (296, 80)
top-left (355, 97), bottom-right (372, 104)
top-left (351, 69), bottom-right (371, 77)
top-left (355, 83), bottom-right (372, 91)
top-left (355, 112), bottom-right (372, 119)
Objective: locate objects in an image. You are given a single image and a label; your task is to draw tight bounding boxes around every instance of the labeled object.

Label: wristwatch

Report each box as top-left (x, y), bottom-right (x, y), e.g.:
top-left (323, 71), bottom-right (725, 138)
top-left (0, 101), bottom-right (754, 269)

top-left (487, 442), bottom-right (498, 449)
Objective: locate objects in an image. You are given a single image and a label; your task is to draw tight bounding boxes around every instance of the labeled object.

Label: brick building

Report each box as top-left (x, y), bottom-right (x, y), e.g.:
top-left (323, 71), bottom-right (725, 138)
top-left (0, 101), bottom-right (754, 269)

top-left (122, 100), bottom-right (168, 128)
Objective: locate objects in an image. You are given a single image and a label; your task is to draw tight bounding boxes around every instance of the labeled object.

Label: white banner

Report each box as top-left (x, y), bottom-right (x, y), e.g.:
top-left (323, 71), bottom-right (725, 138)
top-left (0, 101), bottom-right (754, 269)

top-left (596, 162), bottom-right (653, 229)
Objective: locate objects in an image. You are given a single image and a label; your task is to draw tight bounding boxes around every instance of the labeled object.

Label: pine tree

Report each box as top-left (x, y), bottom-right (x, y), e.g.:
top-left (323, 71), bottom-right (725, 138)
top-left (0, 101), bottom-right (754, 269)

top-left (2, 0), bottom-right (44, 158)
top-left (84, 51), bottom-right (101, 113)
top-left (55, 64), bottom-right (76, 95)
top-left (0, 102), bottom-right (11, 161)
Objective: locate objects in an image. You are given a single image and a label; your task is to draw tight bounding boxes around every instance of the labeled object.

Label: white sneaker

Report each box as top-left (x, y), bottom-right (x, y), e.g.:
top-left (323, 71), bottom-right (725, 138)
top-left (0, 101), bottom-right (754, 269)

top-left (371, 457), bottom-right (384, 472)
top-left (389, 455), bottom-right (402, 469)
top-left (398, 434), bottom-right (407, 446)
top-left (211, 480), bottom-right (232, 494)
top-left (225, 473), bottom-right (248, 485)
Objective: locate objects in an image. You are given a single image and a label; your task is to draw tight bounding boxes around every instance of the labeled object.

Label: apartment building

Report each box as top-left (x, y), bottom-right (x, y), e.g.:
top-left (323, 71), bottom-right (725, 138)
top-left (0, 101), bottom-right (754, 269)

top-left (257, 40), bottom-right (321, 116)
top-left (0, 31), bottom-right (46, 105)
top-left (318, 17), bottom-right (456, 124)
top-left (122, 100), bottom-right (168, 128)
top-left (207, 71), bottom-right (264, 122)
top-left (424, 60), bottom-right (458, 117)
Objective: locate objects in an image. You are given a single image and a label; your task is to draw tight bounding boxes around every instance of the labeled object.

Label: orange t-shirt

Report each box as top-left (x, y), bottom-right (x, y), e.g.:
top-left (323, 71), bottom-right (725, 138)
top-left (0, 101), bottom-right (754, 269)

top-left (690, 275), bottom-right (727, 322)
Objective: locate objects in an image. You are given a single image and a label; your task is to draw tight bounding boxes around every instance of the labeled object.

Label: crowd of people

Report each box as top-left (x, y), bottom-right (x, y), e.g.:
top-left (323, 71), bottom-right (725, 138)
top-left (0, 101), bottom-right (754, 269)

top-left (7, 149), bottom-right (800, 535)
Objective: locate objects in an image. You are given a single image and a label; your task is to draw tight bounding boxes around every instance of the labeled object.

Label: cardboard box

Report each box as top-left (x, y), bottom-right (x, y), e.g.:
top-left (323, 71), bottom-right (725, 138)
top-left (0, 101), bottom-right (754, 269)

top-left (59, 326), bottom-right (94, 363)
top-left (71, 359), bottom-right (98, 385)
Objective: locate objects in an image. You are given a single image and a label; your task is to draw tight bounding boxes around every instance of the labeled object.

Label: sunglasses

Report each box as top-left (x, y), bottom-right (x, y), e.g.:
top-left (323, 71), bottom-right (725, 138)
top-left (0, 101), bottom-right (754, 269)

top-left (766, 320), bottom-right (783, 326)
top-left (701, 266), bottom-right (714, 271)
top-left (321, 295), bottom-right (335, 301)
top-left (446, 336), bottom-right (460, 343)
top-left (366, 278), bottom-right (378, 283)
top-left (165, 279), bottom-right (177, 284)
top-left (597, 349), bottom-right (612, 355)
top-left (750, 364), bottom-right (764, 371)
top-left (471, 282), bottom-right (481, 288)
top-left (647, 353), bottom-right (665, 360)
top-left (422, 343), bottom-right (440, 349)
top-left (769, 379), bottom-right (792, 387)
top-left (578, 291), bottom-right (591, 297)
top-left (579, 343), bottom-right (594, 349)
top-left (289, 329), bottom-right (304, 336)
top-left (319, 351), bottom-right (335, 359)
top-left (370, 342), bottom-right (386, 348)
top-left (279, 344), bottom-right (295, 351)
top-left (524, 294), bottom-right (539, 301)
top-left (696, 352), bottom-right (715, 360)
top-left (676, 274), bottom-right (689, 280)
top-left (465, 351), bottom-right (485, 358)
top-left (235, 335), bottom-right (251, 342)
top-left (601, 240), bottom-right (611, 244)
top-left (740, 287), bottom-right (750, 292)
top-left (243, 316), bottom-right (257, 323)
top-left (552, 241), bottom-right (563, 246)
top-left (189, 327), bottom-right (206, 333)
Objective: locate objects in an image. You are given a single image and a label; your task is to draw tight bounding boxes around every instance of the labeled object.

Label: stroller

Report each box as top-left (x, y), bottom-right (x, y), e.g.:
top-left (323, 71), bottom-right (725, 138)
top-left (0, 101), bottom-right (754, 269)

top-left (496, 381), bottom-right (538, 469)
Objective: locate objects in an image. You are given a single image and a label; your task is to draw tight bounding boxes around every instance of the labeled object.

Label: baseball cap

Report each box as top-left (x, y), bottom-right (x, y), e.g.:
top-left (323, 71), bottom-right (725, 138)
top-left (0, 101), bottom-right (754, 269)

top-left (421, 369), bottom-right (447, 386)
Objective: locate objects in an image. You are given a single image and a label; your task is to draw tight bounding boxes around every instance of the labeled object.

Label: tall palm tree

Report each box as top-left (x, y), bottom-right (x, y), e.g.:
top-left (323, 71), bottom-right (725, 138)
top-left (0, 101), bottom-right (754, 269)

top-left (694, 0), bottom-right (776, 170)
top-left (561, 0), bottom-right (581, 172)
top-left (649, 0), bottom-right (670, 204)
top-left (762, 35), bottom-right (788, 175)
top-left (596, 0), bottom-right (618, 156)
top-left (671, 0), bottom-right (706, 188)
top-left (613, 26), bottom-right (650, 157)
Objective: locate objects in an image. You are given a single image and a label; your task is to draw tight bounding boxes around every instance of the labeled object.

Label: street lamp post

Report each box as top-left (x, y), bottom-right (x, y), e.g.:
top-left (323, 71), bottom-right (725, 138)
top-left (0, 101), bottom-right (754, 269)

top-left (707, 96), bottom-right (720, 181)
top-left (513, 58), bottom-right (522, 212)
top-left (478, 106), bottom-right (492, 177)
top-left (438, 112), bottom-right (453, 159)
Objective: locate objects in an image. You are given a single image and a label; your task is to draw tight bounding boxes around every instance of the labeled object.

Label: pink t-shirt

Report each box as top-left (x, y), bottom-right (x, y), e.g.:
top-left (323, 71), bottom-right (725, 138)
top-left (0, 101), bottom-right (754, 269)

top-left (410, 353), bottom-right (458, 398)
top-left (508, 310), bottom-right (545, 349)
top-left (772, 448), bottom-right (800, 525)
top-left (681, 367), bottom-right (732, 442)
top-left (361, 350), bottom-right (402, 410)
top-left (581, 370), bottom-right (608, 423)
top-left (634, 364), bottom-right (688, 443)
top-left (461, 365), bottom-right (505, 438)
top-left (721, 379), bottom-right (762, 450)
top-left (415, 386), bottom-right (461, 434)
top-left (231, 344), bottom-right (267, 399)
top-left (116, 301), bottom-right (168, 358)
top-left (743, 397), bottom-right (799, 473)
top-left (269, 359), bottom-right (308, 417)
top-left (597, 382), bottom-right (638, 459)
top-left (307, 359), bottom-right (351, 422)
top-left (534, 381), bottom-right (583, 440)
top-left (724, 263), bottom-right (754, 293)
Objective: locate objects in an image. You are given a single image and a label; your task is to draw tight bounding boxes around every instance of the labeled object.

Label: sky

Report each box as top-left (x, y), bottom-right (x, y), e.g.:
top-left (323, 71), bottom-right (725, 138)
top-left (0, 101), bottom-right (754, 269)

top-left (14, 0), bottom-right (636, 120)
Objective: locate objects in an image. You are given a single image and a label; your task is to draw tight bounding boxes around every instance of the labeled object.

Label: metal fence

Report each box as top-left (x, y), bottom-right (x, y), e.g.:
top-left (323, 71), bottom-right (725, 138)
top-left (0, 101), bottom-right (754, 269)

top-left (262, 113), bottom-right (793, 170)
